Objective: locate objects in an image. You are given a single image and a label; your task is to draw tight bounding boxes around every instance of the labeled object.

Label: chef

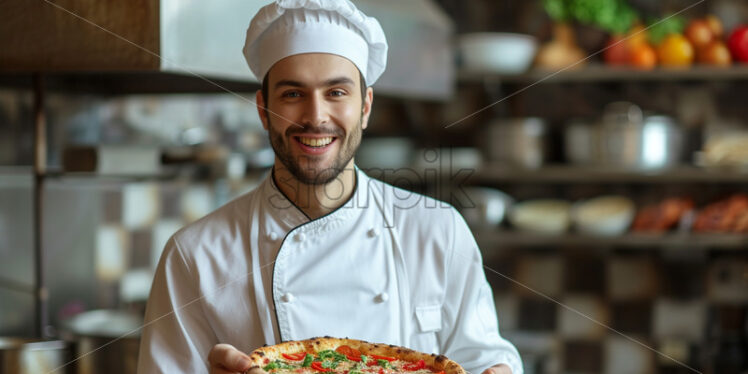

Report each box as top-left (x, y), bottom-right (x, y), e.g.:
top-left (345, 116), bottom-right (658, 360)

top-left (137, 1), bottom-right (522, 373)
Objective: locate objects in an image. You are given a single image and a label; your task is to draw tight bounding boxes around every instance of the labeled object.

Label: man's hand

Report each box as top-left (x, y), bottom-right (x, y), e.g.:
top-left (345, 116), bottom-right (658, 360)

top-left (481, 364), bottom-right (512, 374)
top-left (208, 344), bottom-right (252, 374)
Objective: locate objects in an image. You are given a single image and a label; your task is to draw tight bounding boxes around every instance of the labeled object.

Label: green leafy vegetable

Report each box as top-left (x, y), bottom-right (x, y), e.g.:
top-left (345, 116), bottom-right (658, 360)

top-left (331, 351), bottom-right (348, 362)
top-left (264, 360), bottom-right (295, 371)
top-left (543, 0), bottom-right (571, 22)
top-left (647, 15), bottom-right (686, 45)
top-left (377, 359), bottom-right (391, 369)
top-left (263, 362), bottom-right (279, 371)
top-left (302, 354), bottom-right (314, 368)
top-left (544, 0), bottom-right (639, 34)
top-left (321, 360), bottom-right (338, 369)
top-left (318, 350), bottom-right (335, 360)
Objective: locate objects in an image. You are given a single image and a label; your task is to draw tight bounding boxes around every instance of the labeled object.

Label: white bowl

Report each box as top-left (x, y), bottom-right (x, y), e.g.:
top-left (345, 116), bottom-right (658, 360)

top-left (458, 187), bottom-right (514, 228)
top-left (459, 32), bottom-right (538, 74)
top-left (509, 199), bottom-right (571, 234)
top-left (572, 195), bottom-right (635, 236)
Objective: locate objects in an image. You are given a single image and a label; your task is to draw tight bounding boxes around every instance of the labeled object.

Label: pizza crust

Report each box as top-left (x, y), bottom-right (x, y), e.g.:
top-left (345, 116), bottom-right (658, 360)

top-left (247, 337), bottom-right (466, 374)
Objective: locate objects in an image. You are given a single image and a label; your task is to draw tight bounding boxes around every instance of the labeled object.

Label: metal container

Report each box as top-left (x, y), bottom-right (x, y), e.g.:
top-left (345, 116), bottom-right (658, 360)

top-left (0, 337), bottom-right (71, 374)
top-left (563, 118), bottom-right (601, 165)
top-left (600, 102), bottom-right (684, 169)
top-left (484, 117), bottom-right (549, 169)
top-left (62, 310), bottom-right (142, 374)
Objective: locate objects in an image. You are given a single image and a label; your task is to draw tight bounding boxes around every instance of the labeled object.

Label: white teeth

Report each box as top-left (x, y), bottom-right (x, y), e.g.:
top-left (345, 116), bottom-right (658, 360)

top-left (298, 137), bottom-right (333, 147)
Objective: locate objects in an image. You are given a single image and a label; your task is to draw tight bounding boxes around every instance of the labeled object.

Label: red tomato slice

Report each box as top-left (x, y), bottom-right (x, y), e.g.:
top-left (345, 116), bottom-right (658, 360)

top-left (336, 345), bottom-right (362, 358)
top-left (346, 354), bottom-right (362, 362)
top-left (283, 353), bottom-right (307, 361)
top-left (336, 346), bottom-right (353, 356)
top-left (370, 355), bottom-right (396, 362)
top-left (403, 359), bottom-right (426, 371)
top-left (311, 362), bottom-right (331, 372)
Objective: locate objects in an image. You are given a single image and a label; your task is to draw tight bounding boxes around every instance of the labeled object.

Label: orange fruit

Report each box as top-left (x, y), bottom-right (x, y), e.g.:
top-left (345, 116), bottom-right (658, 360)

top-left (626, 23), bottom-right (649, 50)
top-left (698, 41), bottom-right (732, 66)
top-left (705, 15), bottom-right (723, 38)
top-left (657, 34), bottom-right (694, 68)
top-left (629, 42), bottom-right (657, 70)
top-left (685, 19), bottom-right (714, 49)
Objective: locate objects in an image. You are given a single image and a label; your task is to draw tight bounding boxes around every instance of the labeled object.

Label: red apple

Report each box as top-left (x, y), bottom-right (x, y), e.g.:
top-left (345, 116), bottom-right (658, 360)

top-left (603, 34), bottom-right (628, 65)
top-left (727, 26), bottom-right (748, 62)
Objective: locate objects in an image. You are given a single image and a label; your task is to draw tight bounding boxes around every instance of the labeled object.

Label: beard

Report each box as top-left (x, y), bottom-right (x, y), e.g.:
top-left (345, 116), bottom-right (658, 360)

top-left (267, 114), bottom-right (363, 186)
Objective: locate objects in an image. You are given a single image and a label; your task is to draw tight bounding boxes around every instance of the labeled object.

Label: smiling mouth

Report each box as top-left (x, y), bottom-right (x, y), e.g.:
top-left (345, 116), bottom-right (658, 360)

top-left (295, 136), bottom-right (336, 148)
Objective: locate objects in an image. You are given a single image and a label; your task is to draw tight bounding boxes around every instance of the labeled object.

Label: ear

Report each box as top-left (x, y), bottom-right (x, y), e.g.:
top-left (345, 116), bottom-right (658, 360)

top-left (360, 87), bottom-right (374, 130)
top-left (256, 90), bottom-right (269, 131)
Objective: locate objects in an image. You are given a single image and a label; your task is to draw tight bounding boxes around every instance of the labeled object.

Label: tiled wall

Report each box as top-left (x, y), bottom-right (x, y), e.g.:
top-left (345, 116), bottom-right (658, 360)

top-left (483, 246), bottom-right (748, 374)
top-left (39, 176), bottom-right (263, 329)
top-left (0, 171), bottom-right (36, 336)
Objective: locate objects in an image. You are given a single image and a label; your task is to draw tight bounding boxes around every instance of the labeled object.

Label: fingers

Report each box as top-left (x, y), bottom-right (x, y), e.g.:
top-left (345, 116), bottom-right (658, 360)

top-left (208, 343), bottom-right (252, 374)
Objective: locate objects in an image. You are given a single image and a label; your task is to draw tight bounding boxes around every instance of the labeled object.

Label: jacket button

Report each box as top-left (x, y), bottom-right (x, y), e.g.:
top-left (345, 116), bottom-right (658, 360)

top-left (374, 292), bottom-right (389, 303)
top-left (281, 293), bottom-right (294, 303)
top-left (295, 233), bottom-right (306, 242)
top-left (268, 232), bottom-right (279, 241)
top-left (367, 228), bottom-right (379, 238)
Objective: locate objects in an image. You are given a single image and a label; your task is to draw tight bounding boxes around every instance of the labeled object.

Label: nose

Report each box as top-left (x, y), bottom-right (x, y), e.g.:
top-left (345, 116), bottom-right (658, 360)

top-left (300, 92), bottom-right (330, 127)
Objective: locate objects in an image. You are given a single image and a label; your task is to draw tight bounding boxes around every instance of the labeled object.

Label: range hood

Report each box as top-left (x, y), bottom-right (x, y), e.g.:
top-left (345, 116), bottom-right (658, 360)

top-left (1, 0), bottom-right (455, 99)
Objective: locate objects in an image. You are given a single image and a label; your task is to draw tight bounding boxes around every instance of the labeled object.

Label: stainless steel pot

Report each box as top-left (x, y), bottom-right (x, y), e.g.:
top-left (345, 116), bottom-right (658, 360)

top-left (0, 337), bottom-right (71, 374)
top-left (62, 310), bottom-right (142, 374)
top-left (484, 117), bottom-right (549, 169)
top-left (600, 102), bottom-right (684, 169)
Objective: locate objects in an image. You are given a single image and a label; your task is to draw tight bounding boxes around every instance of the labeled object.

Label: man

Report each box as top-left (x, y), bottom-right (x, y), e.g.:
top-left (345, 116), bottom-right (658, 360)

top-left (137, 1), bottom-right (521, 373)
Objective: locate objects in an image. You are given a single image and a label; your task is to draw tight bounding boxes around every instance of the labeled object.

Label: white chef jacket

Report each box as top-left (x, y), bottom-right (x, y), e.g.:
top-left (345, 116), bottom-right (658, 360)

top-left (137, 167), bottom-right (522, 374)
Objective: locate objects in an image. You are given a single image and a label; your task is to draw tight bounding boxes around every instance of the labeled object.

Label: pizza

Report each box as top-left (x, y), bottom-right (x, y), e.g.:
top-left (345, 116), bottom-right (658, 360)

top-left (245, 337), bottom-right (465, 374)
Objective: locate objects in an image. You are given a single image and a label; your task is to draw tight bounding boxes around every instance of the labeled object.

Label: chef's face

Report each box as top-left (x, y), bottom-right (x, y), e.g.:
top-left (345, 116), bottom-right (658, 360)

top-left (257, 53), bottom-right (373, 185)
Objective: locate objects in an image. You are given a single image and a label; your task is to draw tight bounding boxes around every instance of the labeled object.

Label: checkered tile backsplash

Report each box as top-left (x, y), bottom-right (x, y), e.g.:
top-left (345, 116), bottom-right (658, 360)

top-left (483, 246), bottom-right (747, 374)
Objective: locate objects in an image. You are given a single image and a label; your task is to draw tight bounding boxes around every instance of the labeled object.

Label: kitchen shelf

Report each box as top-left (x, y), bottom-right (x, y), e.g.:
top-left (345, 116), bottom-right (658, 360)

top-left (473, 164), bottom-right (748, 184)
top-left (459, 64), bottom-right (748, 84)
top-left (371, 165), bottom-right (748, 185)
top-left (474, 230), bottom-right (748, 249)
top-left (0, 72), bottom-right (261, 95)
top-left (42, 170), bottom-right (183, 181)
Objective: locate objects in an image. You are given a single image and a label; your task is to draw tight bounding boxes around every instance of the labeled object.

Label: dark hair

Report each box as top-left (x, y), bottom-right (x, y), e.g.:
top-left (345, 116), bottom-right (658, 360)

top-left (261, 70), bottom-right (367, 112)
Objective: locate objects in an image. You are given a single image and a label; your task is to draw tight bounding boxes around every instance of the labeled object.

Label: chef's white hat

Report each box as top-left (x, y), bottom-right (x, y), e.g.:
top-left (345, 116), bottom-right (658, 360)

top-left (243, 0), bottom-right (388, 86)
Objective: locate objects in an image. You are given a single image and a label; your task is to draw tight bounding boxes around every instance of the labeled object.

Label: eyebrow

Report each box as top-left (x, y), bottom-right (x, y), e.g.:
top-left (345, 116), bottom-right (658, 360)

top-left (274, 77), bottom-right (356, 90)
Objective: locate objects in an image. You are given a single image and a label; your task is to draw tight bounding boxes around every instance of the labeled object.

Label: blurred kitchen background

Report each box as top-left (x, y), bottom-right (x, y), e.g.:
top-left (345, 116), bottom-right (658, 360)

top-left (1, 0), bottom-right (748, 373)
